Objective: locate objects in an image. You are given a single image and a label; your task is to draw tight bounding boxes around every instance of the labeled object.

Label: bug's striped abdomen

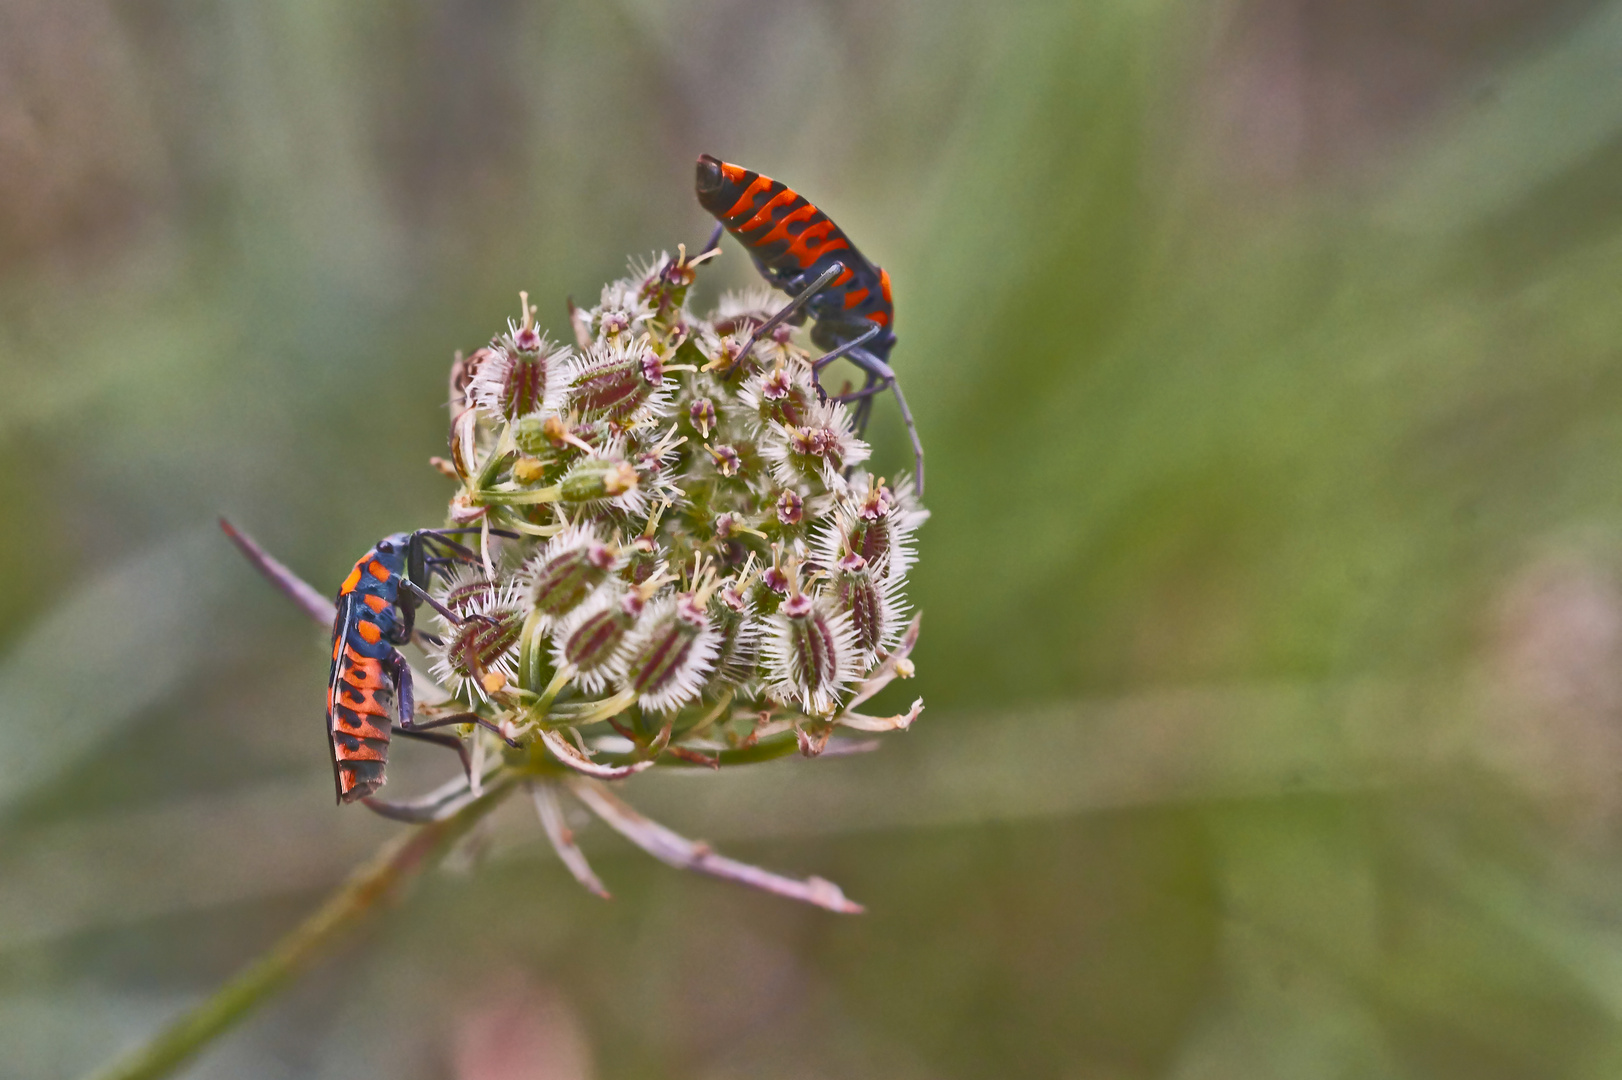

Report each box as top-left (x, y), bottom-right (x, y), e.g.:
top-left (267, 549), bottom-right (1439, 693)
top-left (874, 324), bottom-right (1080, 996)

top-left (329, 628), bottom-right (393, 800)
top-left (327, 545), bottom-right (407, 803)
top-left (696, 155), bottom-right (895, 360)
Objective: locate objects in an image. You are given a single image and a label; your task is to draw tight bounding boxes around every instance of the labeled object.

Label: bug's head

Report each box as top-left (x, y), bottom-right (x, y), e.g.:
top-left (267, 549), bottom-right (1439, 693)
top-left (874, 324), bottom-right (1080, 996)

top-left (695, 154), bottom-right (725, 195)
top-left (695, 154), bottom-right (738, 215)
top-left (372, 532), bottom-right (414, 579)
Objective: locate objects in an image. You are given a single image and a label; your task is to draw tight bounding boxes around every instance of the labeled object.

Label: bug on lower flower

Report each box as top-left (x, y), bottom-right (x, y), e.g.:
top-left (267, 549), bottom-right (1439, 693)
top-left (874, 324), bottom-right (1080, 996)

top-left (326, 530), bottom-right (523, 803)
top-left (221, 195), bottom-right (928, 911)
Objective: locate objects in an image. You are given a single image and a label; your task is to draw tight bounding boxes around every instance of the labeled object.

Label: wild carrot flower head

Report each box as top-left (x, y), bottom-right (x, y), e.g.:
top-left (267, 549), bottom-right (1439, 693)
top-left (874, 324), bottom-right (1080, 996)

top-left (225, 200), bottom-right (929, 917)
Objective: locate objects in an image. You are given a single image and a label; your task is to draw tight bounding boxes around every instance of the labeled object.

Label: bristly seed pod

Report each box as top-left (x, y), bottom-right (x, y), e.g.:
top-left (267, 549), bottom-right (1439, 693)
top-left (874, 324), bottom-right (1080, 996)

top-left (762, 402), bottom-right (869, 489)
top-left (428, 574), bottom-right (525, 701)
top-left (818, 474), bottom-right (926, 581)
top-left (565, 337), bottom-right (670, 422)
top-left (617, 591), bottom-right (719, 713)
top-left (521, 526), bottom-right (620, 626)
top-left (708, 579), bottom-right (760, 687)
top-left (553, 570), bottom-right (673, 693)
top-left (471, 296), bottom-right (567, 421)
top-left (763, 589), bottom-right (857, 715)
top-left (553, 587), bottom-right (647, 693)
top-left (830, 551), bottom-right (905, 660)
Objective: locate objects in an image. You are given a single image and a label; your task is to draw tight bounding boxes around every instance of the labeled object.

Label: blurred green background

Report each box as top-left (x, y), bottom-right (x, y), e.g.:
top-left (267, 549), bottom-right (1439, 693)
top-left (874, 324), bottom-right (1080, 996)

top-left (6, 1), bottom-right (1622, 1076)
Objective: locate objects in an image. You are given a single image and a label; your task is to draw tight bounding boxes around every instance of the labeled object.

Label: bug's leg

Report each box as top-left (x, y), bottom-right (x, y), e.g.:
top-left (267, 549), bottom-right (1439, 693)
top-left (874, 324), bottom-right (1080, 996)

top-left (386, 646), bottom-right (520, 748)
top-left (700, 221), bottom-right (724, 256)
top-left (733, 262), bottom-right (844, 368)
top-left (849, 372), bottom-right (880, 434)
top-left (388, 649), bottom-right (417, 731)
top-left (407, 712), bottom-right (523, 749)
top-left (400, 579), bottom-right (470, 625)
top-left (363, 769), bottom-right (480, 823)
top-left (810, 324), bottom-right (884, 420)
top-left (834, 347), bottom-right (925, 495)
top-left (392, 726), bottom-right (475, 779)
top-left (810, 323), bottom-right (883, 374)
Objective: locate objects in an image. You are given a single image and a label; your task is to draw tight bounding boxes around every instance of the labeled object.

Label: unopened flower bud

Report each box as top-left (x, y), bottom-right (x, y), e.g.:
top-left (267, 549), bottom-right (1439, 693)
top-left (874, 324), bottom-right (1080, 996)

top-left (689, 397), bottom-right (716, 438)
top-left (708, 444), bottom-right (741, 477)
top-left (512, 456), bottom-right (548, 484)
top-left (560, 458), bottom-right (639, 502)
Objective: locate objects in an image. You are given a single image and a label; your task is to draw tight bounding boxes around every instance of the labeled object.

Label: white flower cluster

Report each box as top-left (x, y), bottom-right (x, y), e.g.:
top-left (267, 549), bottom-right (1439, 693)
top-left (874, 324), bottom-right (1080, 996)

top-left (429, 250), bottom-right (925, 760)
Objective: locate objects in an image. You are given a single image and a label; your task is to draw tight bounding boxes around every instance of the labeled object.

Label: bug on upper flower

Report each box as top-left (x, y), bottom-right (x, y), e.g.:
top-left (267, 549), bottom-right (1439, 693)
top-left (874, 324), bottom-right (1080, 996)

top-left (694, 154), bottom-right (924, 493)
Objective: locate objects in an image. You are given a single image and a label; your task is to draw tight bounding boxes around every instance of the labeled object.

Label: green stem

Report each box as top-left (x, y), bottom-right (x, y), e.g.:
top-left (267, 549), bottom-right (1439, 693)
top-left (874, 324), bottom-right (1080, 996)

top-left (81, 778), bottom-right (516, 1080)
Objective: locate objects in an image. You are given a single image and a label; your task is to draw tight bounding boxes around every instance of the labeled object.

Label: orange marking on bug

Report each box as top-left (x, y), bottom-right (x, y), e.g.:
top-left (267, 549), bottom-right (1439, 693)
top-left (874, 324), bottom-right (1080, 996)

top-left (720, 161), bottom-right (749, 184)
top-left (367, 560), bottom-right (391, 582)
top-left (843, 287), bottom-right (871, 309)
top-left (724, 176), bottom-right (775, 220)
top-left (833, 267), bottom-right (855, 286)
top-left (867, 310), bottom-right (890, 327)
top-left (356, 619), bottom-right (383, 644)
top-left (738, 188), bottom-right (800, 234)
top-left (363, 594), bottom-right (389, 613)
top-left (339, 565), bottom-right (363, 595)
top-left (801, 237), bottom-right (849, 266)
top-left (879, 268), bottom-right (893, 305)
top-left (754, 200), bottom-right (817, 246)
top-left (345, 659), bottom-right (389, 689)
top-left (332, 634), bottom-right (342, 661)
top-left (786, 219), bottom-right (837, 264)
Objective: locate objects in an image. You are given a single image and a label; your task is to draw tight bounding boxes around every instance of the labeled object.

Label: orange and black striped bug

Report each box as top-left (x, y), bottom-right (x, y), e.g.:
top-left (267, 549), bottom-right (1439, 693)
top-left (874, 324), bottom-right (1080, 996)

top-left (328, 528), bottom-right (520, 806)
top-left (695, 154), bottom-right (923, 493)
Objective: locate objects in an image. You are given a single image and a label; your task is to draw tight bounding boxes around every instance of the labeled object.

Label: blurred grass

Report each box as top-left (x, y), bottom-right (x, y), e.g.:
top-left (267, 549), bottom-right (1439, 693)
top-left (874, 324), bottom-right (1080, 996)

top-left (6, 0), bottom-right (1622, 1077)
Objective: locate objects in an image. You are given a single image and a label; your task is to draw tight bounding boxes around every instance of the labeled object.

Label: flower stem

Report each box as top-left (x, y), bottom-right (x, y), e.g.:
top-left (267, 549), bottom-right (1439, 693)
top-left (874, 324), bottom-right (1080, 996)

top-left (80, 778), bottom-right (515, 1080)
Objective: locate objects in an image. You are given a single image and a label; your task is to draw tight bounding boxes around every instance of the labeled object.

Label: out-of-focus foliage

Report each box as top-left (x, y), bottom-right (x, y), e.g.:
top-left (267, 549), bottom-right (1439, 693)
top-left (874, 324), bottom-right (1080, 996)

top-left (5, 1), bottom-right (1622, 1077)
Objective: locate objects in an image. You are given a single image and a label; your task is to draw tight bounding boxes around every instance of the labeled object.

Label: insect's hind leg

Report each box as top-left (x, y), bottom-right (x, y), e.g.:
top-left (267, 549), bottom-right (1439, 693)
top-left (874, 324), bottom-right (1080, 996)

top-left (831, 347), bottom-right (924, 495)
top-left (405, 711), bottom-right (522, 748)
top-left (393, 725), bottom-right (475, 779)
top-left (386, 649), bottom-right (520, 749)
